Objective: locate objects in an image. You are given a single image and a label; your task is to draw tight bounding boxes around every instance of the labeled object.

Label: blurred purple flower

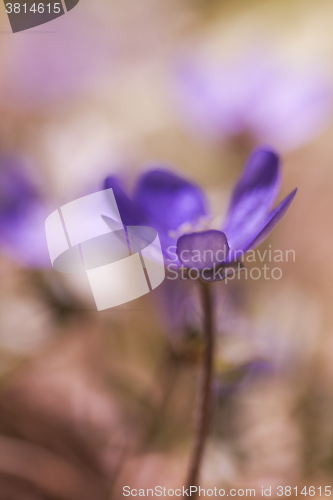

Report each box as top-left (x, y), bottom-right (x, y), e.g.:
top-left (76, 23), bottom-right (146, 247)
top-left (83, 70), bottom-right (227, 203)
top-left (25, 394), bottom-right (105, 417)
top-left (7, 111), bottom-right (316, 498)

top-left (175, 54), bottom-right (332, 151)
top-left (104, 147), bottom-right (296, 281)
top-left (0, 156), bottom-right (50, 267)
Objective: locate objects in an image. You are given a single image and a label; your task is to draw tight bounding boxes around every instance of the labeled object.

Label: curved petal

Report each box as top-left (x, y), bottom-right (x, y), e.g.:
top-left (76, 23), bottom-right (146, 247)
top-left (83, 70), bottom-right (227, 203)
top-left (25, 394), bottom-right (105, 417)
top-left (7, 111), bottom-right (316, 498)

top-left (134, 168), bottom-right (209, 235)
top-left (104, 175), bottom-right (144, 226)
top-left (223, 147), bottom-right (282, 252)
top-left (176, 230), bottom-right (229, 270)
top-left (244, 188), bottom-right (297, 252)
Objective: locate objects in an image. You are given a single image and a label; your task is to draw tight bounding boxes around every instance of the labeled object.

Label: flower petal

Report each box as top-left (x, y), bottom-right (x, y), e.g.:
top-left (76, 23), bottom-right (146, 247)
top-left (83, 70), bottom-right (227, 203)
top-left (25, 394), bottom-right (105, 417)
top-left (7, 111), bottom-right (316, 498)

top-left (176, 230), bottom-right (229, 270)
top-left (104, 175), bottom-right (144, 226)
top-left (0, 156), bottom-right (51, 268)
top-left (245, 188), bottom-right (297, 252)
top-left (0, 156), bottom-right (38, 224)
top-left (1, 202), bottom-right (51, 268)
top-left (223, 147), bottom-right (282, 252)
top-left (154, 278), bottom-right (201, 337)
top-left (134, 168), bottom-right (209, 234)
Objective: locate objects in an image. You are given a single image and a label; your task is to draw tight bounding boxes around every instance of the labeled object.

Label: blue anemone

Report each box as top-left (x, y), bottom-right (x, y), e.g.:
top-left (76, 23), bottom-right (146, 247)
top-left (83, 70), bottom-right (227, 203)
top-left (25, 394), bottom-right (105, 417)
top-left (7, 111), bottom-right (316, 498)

top-left (104, 147), bottom-right (296, 281)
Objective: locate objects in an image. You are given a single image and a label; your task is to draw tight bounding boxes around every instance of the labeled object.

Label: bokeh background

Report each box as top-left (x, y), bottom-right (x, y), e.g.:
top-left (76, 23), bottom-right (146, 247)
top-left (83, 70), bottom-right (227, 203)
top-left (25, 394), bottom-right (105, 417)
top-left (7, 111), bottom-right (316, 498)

top-left (0, 0), bottom-right (332, 498)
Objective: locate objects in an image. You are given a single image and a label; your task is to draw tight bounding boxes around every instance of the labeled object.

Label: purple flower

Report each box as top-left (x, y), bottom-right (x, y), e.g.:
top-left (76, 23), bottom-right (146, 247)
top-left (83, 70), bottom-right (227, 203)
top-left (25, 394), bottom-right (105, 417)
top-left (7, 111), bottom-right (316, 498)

top-left (104, 146), bottom-right (296, 281)
top-left (0, 156), bottom-right (50, 267)
top-left (175, 54), bottom-right (331, 151)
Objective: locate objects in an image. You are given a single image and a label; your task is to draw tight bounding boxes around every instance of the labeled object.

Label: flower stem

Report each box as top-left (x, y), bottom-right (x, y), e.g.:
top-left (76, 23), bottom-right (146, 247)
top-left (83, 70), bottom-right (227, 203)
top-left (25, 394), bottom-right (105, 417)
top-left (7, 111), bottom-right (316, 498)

top-left (185, 280), bottom-right (214, 498)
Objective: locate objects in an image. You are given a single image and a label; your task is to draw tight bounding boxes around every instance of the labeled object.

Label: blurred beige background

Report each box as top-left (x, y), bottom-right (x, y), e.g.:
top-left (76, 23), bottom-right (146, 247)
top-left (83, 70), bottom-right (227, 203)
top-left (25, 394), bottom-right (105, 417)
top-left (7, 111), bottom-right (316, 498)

top-left (0, 0), bottom-right (332, 498)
